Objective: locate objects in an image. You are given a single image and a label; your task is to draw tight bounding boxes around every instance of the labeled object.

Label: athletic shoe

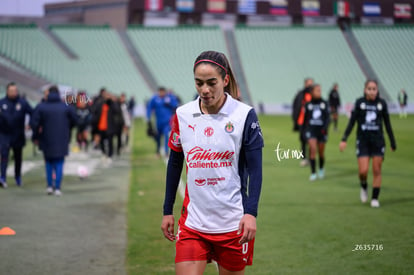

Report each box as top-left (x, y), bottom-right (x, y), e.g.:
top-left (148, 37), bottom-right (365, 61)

top-left (0, 179), bottom-right (7, 189)
top-left (309, 174), bottom-right (317, 181)
top-left (360, 188), bottom-right (368, 203)
top-left (370, 199), bottom-right (380, 208)
top-left (318, 169), bottom-right (325, 179)
top-left (54, 190), bottom-right (62, 196)
top-left (47, 187), bottom-right (54, 195)
top-left (15, 177), bottom-right (22, 187)
top-left (300, 159), bottom-right (309, 167)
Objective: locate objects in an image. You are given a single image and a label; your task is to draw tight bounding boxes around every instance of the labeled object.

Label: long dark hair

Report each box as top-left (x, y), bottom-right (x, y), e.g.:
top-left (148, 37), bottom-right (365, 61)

top-left (193, 51), bottom-right (238, 99)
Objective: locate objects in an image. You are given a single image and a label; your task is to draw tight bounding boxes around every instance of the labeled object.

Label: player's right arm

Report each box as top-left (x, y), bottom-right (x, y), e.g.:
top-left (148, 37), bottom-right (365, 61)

top-left (161, 114), bottom-right (184, 241)
top-left (340, 99), bottom-right (359, 151)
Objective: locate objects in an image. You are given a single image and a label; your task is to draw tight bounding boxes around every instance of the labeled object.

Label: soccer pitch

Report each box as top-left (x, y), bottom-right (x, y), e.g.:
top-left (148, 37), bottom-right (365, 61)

top-left (127, 115), bottom-right (414, 275)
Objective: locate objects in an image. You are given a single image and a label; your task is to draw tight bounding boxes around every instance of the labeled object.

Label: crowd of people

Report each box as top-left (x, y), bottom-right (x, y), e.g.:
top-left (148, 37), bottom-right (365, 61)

top-left (292, 78), bottom-right (398, 208)
top-left (0, 83), bottom-right (134, 195)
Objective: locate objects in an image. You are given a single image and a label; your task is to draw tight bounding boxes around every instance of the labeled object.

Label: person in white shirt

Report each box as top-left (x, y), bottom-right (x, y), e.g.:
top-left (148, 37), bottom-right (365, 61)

top-left (161, 51), bottom-right (264, 275)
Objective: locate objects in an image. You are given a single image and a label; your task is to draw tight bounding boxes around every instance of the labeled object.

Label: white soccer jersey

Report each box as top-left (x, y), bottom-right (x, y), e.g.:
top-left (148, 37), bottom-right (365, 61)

top-left (169, 95), bottom-right (253, 233)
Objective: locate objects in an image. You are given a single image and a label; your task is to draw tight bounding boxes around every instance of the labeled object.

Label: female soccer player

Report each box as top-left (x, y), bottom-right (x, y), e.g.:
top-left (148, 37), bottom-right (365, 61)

top-left (340, 80), bottom-right (396, 208)
top-left (161, 51), bottom-right (264, 275)
top-left (304, 84), bottom-right (330, 181)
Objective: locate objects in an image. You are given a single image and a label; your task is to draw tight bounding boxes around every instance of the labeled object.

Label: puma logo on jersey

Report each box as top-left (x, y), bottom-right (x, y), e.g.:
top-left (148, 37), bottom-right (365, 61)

top-left (188, 124), bottom-right (196, 131)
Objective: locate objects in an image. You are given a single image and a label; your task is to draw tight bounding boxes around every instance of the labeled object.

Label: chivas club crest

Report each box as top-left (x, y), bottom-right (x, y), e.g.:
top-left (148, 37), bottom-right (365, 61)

top-left (225, 122), bottom-right (234, 133)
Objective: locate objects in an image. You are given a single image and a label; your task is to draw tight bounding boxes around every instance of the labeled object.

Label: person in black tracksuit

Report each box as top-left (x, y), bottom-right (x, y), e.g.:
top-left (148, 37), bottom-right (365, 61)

top-left (0, 82), bottom-right (33, 187)
top-left (328, 83), bottom-right (341, 131)
top-left (292, 78), bottom-right (314, 167)
top-left (303, 84), bottom-right (330, 181)
top-left (91, 92), bottom-right (122, 161)
top-left (340, 80), bottom-right (396, 208)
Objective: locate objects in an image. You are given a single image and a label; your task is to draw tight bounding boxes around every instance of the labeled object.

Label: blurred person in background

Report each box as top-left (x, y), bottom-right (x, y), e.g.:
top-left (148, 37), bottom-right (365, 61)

top-left (303, 84), bottom-right (330, 181)
top-left (397, 89), bottom-right (408, 118)
top-left (340, 80), bottom-right (396, 208)
top-left (30, 86), bottom-right (78, 196)
top-left (0, 82), bottom-right (33, 188)
top-left (146, 86), bottom-right (178, 158)
top-left (76, 91), bottom-right (92, 152)
top-left (116, 93), bottom-right (131, 154)
top-left (128, 96), bottom-right (135, 118)
top-left (329, 83), bottom-right (341, 131)
top-left (91, 88), bottom-right (107, 149)
top-left (292, 78), bottom-right (313, 167)
top-left (92, 91), bottom-right (121, 163)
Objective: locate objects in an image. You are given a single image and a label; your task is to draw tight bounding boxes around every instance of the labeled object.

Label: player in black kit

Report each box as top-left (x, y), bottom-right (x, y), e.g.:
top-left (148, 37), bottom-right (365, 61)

top-left (339, 80), bottom-right (396, 208)
top-left (304, 84), bottom-right (330, 181)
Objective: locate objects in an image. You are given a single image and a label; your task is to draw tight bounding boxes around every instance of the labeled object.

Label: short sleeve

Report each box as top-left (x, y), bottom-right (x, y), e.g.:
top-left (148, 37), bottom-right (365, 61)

top-left (243, 109), bottom-right (264, 151)
top-left (168, 114), bottom-right (182, 152)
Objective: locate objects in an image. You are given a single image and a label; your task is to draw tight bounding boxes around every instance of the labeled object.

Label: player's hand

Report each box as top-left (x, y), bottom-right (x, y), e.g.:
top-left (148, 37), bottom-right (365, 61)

top-left (161, 215), bottom-right (175, 241)
top-left (339, 141), bottom-right (347, 152)
top-left (238, 214), bottom-right (256, 244)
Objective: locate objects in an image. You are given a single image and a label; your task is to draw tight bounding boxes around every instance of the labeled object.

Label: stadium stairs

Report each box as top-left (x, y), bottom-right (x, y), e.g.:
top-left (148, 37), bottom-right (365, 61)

top-left (38, 24), bottom-right (78, 60)
top-left (116, 28), bottom-right (157, 93)
top-left (223, 28), bottom-right (252, 106)
top-left (0, 54), bottom-right (47, 101)
top-left (341, 25), bottom-right (391, 101)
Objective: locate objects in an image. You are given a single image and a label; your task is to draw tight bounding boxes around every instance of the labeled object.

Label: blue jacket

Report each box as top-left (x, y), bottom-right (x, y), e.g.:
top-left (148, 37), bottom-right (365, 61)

top-left (0, 95), bottom-right (33, 147)
top-left (30, 92), bottom-right (78, 159)
top-left (146, 94), bottom-right (178, 127)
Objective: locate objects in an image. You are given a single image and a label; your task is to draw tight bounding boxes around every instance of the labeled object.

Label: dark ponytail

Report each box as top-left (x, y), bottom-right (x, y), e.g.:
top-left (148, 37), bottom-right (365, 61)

top-left (193, 51), bottom-right (238, 99)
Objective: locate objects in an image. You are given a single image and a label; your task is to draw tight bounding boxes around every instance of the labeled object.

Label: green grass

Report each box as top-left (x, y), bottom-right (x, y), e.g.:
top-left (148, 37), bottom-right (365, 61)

top-left (127, 115), bottom-right (414, 275)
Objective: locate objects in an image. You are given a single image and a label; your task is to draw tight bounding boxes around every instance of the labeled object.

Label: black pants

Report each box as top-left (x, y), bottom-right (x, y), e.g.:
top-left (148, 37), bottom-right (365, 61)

top-left (299, 127), bottom-right (307, 159)
top-left (99, 131), bottom-right (113, 158)
top-left (1, 145), bottom-right (23, 180)
top-left (115, 129), bottom-right (122, 156)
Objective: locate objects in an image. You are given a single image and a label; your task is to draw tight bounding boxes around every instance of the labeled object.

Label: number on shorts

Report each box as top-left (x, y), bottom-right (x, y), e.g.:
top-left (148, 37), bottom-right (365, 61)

top-left (242, 243), bottom-right (248, 254)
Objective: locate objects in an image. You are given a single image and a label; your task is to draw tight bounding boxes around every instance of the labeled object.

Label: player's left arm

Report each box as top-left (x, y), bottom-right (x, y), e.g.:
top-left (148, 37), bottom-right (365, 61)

top-left (323, 100), bottom-right (330, 135)
top-left (382, 100), bottom-right (396, 151)
top-left (238, 109), bottom-right (264, 244)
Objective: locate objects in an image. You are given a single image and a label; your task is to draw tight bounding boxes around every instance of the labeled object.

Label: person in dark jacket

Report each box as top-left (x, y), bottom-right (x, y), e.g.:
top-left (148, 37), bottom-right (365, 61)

top-left (90, 88), bottom-right (107, 149)
top-left (328, 83), bottom-right (341, 131)
top-left (292, 78), bottom-right (313, 167)
top-left (0, 103), bottom-right (9, 188)
top-left (0, 82), bottom-right (33, 188)
top-left (31, 86), bottom-right (78, 196)
top-left (91, 91), bottom-right (121, 163)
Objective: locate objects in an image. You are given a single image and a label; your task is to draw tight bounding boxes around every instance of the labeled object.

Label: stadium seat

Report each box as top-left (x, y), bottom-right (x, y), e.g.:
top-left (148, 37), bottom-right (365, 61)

top-left (353, 26), bottom-right (414, 102)
top-left (127, 26), bottom-right (228, 103)
top-left (0, 25), bottom-right (150, 101)
top-left (235, 26), bottom-right (366, 106)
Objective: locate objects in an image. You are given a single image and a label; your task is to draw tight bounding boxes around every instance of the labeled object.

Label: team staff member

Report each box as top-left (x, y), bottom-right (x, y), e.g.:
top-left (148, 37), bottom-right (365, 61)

top-left (161, 51), bottom-right (264, 274)
top-left (0, 82), bottom-right (33, 187)
top-left (292, 78), bottom-right (313, 167)
top-left (0, 102), bottom-right (9, 188)
top-left (31, 86), bottom-right (78, 196)
top-left (340, 80), bottom-right (396, 208)
top-left (304, 84), bottom-right (330, 181)
top-left (328, 83), bottom-right (341, 131)
top-left (146, 87), bottom-right (178, 157)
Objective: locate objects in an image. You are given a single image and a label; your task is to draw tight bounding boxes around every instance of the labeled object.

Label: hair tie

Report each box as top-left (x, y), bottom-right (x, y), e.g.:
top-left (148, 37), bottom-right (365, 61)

top-left (194, 59), bottom-right (227, 74)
